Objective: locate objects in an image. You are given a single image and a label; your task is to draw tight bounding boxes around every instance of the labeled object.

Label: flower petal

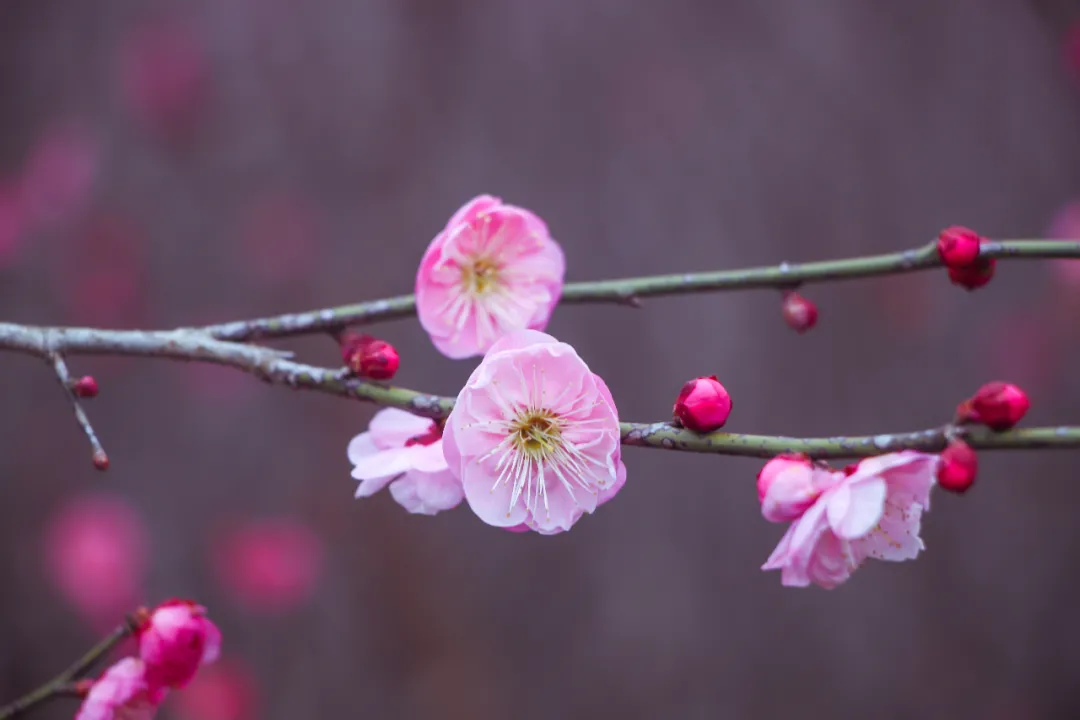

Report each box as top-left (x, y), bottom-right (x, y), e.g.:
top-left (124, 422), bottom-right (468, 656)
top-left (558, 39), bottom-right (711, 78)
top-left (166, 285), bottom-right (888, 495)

top-left (826, 476), bottom-right (887, 539)
top-left (346, 433), bottom-right (378, 466)
top-left (389, 470), bottom-right (464, 515)
top-left (368, 409), bottom-right (437, 449)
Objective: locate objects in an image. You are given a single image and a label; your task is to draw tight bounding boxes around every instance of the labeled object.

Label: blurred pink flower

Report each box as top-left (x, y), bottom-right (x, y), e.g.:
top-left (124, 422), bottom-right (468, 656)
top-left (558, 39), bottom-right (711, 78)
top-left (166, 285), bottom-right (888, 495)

top-left (170, 659), bottom-right (258, 720)
top-left (762, 451), bottom-right (938, 589)
top-left (76, 657), bottom-right (165, 720)
top-left (214, 518), bottom-right (323, 613)
top-left (348, 408), bottom-right (463, 515)
top-left (233, 190), bottom-right (320, 285)
top-left (139, 600), bottom-right (221, 691)
top-left (416, 195), bottom-right (565, 359)
top-left (121, 20), bottom-right (208, 139)
top-left (1065, 21), bottom-right (1080, 84)
top-left (982, 313), bottom-right (1060, 398)
top-left (44, 494), bottom-right (148, 626)
top-left (1047, 200), bottom-right (1080, 290)
top-left (443, 330), bottom-right (625, 534)
top-left (18, 122), bottom-right (97, 231)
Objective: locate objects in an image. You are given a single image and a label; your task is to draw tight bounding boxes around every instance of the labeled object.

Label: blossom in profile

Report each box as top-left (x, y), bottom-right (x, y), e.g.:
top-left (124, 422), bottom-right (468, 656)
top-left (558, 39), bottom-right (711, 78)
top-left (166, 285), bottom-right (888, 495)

top-left (75, 657), bottom-right (165, 720)
top-left (138, 600), bottom-right (221, 691)
top-left (443, 330), bottom-right (625, 534)
top-left (761, 451), bottom-right (938, 589)
top-left (416, 195), bottom-right (565, 359)
top-left (348, 408), bottom-right (463, 515)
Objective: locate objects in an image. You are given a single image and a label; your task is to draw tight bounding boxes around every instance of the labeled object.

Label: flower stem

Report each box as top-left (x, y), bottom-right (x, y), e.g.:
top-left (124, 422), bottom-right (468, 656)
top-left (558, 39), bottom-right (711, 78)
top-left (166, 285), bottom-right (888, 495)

top-left (0, 616), bottom-right (137, 719)
top-left (199, 239), bottom-right (1080, 341)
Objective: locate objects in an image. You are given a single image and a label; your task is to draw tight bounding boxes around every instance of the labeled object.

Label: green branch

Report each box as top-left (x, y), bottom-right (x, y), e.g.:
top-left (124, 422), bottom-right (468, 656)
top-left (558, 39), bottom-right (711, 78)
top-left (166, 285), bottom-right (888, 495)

top-left (200, 239), bottom-right (1080, 341)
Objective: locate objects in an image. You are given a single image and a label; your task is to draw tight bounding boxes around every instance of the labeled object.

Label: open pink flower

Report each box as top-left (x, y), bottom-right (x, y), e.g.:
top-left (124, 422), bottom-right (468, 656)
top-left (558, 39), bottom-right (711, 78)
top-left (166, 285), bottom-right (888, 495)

top-left (348, 408), bottom-right (464, 515)
top-left (138, 600), bottom-right (221, 691)
top-left (443, 330), bottom-right (625, 534)
top-left (762, 451), bottom-right (938, 589)
top-left (416, 195), bottom-right (565, 359)
top-left (76, 657), bottom-right (165, 720)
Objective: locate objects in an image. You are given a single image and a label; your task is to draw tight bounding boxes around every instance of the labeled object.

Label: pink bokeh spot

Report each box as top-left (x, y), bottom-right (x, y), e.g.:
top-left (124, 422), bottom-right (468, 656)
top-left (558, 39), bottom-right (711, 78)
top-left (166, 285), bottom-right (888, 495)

top-left (416, 195), bottom-right (565, 359)
top-left (443, 330), bottom-right (625, 534)
top-left (76, 657), bottom-right (165, 720)
top-left (17, 122), bottom-right (97, 231)
top-left (762, 451), bottom-right (938, 589)
top-left (44, 494), bottom-right (149, 627)
top-left (170, 659), bottom-right (258, 720)
top-left (214, 518), bottom-right (323, 613)
top-left (121, 20), bottom-right (209, 139)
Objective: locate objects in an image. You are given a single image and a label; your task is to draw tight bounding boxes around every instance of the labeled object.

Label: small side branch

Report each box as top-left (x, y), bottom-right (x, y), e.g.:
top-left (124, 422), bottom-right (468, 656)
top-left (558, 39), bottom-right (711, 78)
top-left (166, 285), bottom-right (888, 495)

top-left (49, 354), bottom-right (108, 470)
top-left (0, 616), bottom-right (138, 719)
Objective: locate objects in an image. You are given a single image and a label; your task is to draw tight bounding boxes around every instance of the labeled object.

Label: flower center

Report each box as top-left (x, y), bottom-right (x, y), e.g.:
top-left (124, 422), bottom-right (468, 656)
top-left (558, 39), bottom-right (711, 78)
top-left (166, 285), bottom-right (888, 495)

top-left (461, 257), bottom-right (500, 296)
top-left (510, 410), bottom-right (561, 457)
top-left (405, 421), bottom-right (443, 447)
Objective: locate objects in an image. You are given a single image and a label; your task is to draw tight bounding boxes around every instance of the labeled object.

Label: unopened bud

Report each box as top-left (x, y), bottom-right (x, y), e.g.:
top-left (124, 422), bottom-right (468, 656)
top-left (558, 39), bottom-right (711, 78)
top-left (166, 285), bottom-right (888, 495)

top-left (936, 226), bottom-right (982, 268)
top-left (672, 375), bottom-right (732, 433)
top-left (757, 454), bottom-right (823, 523)
top-left (339, 332), bottom-right (400, 381)
top-left (965, 381), bottom-right (1030, 431)
top-left (781, 291), bottom-right (818, 334)
top-left (92, 449), bottom-right (110, 471)
top-left (71, 375), bottom-right (99, 398)
top-left (947, 258), bottom-right (995, 290)
top-left (937, 439), bottom-right (977, 494)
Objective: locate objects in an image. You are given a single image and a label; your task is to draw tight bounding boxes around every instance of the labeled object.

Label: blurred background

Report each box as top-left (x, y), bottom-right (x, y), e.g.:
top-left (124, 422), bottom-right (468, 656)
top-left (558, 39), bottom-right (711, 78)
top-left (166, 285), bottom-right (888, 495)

top-left (2, 1), bottom-right (1080, 718)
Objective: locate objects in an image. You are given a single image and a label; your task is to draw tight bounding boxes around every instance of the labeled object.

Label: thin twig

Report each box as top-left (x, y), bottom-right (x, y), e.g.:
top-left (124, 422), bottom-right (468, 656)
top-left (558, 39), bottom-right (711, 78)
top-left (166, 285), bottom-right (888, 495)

top-left (198, 239), bottom-right (1080, 341)
top-left (0, 617), bottom-right (137, 719)
top-left (49, 353), bottom-right (108, 470)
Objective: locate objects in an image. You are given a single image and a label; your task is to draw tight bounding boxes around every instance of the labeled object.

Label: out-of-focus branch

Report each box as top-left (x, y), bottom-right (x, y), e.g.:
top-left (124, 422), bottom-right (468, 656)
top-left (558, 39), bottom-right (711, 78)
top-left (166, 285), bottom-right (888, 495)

top-left (198, 239), bottom-right (1080, 341)
top-left (0, 321), bottom-right (1077, 459)
top-left (0, 616), bottom-right (138, 719)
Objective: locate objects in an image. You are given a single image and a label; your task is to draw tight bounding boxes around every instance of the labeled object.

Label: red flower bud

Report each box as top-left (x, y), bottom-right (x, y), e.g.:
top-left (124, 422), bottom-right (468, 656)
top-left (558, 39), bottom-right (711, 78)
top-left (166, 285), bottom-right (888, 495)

top-left (71, 375), bottom-right (99, 398)
top-left (936, 226), bottom-right (982, 268)
top-left (673, 375), bottom-right (732, 433)
top-left (781, 291), bottom-right (817, 334)
top-left (92, 449), bottom-right (110, 471)
top-left (937, 439), bottom-right (977, 494)
top-left (966, 381), bottom-right (1030, 431)
top-left (947, 257), bottom-right (996, 290)
top-left (339, 332), bottom-right (400, 381)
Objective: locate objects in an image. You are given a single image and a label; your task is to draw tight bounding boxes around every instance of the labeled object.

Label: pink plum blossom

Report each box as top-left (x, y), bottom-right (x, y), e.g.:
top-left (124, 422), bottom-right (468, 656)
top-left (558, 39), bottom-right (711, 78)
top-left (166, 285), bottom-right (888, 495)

top-left (214, 518), bottom-right (323, 613)
top-left (348, 408), bottom-right (464, 515)
top-left (44, 494), bottom-right (148, 628)
top-left (120, 20), bottom-right (208, 140)
top-left (18, 122), bottom-right (97, 231)
top-left (138, 600), bottom-right (221, 690)
top-left (75, 657), bottom-right (165, 720)
top-left (757, 455), bottom-right (833, 523)
top-left (443, 329), bottom-right (626, 534)
top-left (416, 195), bottom-right (565, 359)
top-left (762, 451), bottom-right (938, 589)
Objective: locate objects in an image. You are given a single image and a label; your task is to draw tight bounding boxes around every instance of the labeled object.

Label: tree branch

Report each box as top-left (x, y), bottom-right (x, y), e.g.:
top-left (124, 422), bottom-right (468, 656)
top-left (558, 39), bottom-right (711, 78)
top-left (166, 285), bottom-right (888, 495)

top-left (49, 353), bottom-right (108, 470)
top-left (0, 616), bottom-right (138, 719)
top-left (198, 239), bottom-right (1080, 341)
top-left (1, 321), bottom-right (1077, 460)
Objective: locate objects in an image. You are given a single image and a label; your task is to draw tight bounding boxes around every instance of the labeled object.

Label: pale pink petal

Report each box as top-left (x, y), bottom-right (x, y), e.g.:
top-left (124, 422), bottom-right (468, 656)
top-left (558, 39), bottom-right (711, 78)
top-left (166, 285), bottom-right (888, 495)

top-left (803, 531), bottom-right (858, 589)
top-left (484, 329), bottom-right (559, 357)
top-left (368, 408), bottom-right (437, 449)
top-left (350, 446), bottom-right (413, 484)
top-left (388, 470), bottom-right (464, 515)
top-left (346, 433), bottom-right (378, 466)
top-left (447, 194), bottom-right (502, 231)
top-left (441, 419), bottom-right (464, 477)
top-left (826, 476), bottom-right (887, 539)
top-left (461, 452), bottom-right (531, 527)
top-left (853, 495), bottom-right (926, 562)
top-left (598, 459), bottom-right (627, 505)
top-left (410, 441), bottom-right (450, 473)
